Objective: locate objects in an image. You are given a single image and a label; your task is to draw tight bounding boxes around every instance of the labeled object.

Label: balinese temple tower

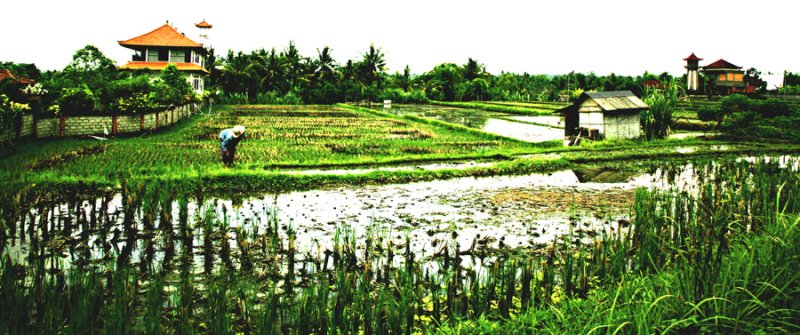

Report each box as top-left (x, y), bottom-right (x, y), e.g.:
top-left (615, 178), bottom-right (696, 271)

top-left (684, 52), bottom-right (702, 92)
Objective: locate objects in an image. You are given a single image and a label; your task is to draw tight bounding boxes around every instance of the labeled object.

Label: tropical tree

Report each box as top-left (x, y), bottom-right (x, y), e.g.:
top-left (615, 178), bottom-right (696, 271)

top-left (281, 41), bottom-right (309, 93)
top-left (220, 50), bottom-right (253, 97)
top-left (357, 44), bottom-right (386, 87)
top-left (312, 46), bottom-right (338, 82)
top-left (462, 58), bottom-right (486, 81)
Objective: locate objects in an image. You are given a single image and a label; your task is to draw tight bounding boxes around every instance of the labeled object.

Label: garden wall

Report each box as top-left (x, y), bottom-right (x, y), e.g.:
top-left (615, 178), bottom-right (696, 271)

top-left (1, 103), bottom-right (198, 145)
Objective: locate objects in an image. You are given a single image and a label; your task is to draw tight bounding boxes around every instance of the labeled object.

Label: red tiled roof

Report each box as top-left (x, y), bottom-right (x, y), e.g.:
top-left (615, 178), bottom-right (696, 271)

top-left (683, 52), bottom-right (702, 61)
top-left (195, 20), bottom-right (212, 28)
top-left (119, 61), bottom-right (209, 74)
top-left (119, 24), bottom-right (203, 49)
top-left (703, 59), bottom-right (741, 70)
top-left (0, 69), bottom-right (35, 84)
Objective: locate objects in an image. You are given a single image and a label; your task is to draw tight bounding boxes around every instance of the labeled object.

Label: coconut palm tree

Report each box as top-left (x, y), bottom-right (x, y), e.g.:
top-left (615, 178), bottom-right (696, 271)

top-left (247, 48), bottom-right (284, 93)
top-left (312, 46), bottom-right (338, 82)
top-left (220, 50), bottom-right (253, 96)
top-left (357, 44), bottom-right (386, 87)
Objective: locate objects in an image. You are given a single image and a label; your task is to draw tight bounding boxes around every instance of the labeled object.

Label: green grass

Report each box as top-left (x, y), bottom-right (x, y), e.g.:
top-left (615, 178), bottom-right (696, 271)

top-left (0, 104), bottom-right (547, 191)
top-left (2, 103), bottom-right (799, 196)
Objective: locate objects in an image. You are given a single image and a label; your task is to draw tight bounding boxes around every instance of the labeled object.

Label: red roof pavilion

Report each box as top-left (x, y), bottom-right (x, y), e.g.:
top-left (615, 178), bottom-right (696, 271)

top-left (683, 53), bottom-right (702, 61)
top-left (195, 20), bottom-right (213, 28)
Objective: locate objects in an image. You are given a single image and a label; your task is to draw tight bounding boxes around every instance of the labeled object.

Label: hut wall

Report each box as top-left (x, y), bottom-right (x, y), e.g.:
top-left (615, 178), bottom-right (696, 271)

top-left (579, 111), bottom-right (604, 136)
top-left (603, 112), bottom-right (640, 139)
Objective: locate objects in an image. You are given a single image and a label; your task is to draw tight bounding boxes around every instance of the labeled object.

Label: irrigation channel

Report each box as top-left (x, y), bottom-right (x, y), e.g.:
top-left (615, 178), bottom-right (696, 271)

top-left (1, 155), bottom-right (799, 333)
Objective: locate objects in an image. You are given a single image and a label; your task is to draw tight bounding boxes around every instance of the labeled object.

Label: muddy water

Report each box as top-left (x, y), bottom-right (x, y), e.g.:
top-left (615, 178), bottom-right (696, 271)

top-left (2, 168), bottom-right (648, 271)
top-left (7, 156), bottom-right (798, 273)
top-left (213, 170), bottom-right (649, 258)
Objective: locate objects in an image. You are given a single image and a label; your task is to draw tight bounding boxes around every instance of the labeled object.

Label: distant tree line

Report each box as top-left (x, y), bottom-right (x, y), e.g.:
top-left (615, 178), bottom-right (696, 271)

top-left (209, 42), bottom-right (672, 104)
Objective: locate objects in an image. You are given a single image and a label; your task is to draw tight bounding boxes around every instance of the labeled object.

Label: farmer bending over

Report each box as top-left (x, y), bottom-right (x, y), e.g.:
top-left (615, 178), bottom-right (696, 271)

top-left (219, 125), bottom-right (246, 167)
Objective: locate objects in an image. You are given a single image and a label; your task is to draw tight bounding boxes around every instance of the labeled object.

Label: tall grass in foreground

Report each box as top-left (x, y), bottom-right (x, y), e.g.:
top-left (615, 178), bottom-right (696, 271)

top-left (0, 158), bottom-right (799, 334)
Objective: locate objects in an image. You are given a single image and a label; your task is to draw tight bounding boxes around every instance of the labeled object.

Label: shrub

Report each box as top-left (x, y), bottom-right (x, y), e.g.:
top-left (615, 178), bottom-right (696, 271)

top-left (152, 65), bottom-right (193, 107)
top-left (719, 94), bottom-right (751, 115)
top-left (108, 75), bottom-right (156, 114)
top-left (58, 86), bottom-right (97, 114)
top-left (697, 105), bottom-right (722, 122)
top-left (754, 98), bottom-right (792, 118)
top-left (642, 80), bottom-right (681, 140)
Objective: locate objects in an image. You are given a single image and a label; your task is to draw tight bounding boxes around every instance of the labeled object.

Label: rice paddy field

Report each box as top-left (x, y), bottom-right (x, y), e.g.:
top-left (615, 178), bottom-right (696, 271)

top-left (2, 103), bottom-right (800, 334)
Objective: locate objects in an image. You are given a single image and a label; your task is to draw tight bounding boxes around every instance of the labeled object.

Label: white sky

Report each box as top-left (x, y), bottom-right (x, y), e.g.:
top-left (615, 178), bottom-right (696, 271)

top-left (0, 0), bottom-right (796, 87)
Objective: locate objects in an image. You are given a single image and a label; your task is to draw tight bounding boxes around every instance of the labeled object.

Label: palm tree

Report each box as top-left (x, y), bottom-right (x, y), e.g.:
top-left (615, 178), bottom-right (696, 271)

top-left (358, 44), bottom-right (386, 87)
top-left (220, 50), bottom-right (252, 96)
top-left (312, 46), bottom-right (338, 82)
top-left (281, 41), bottom-right (309, 92)
top-left (462, 58), bottom-right (486, 81)
top-left (247, 48), bottom-right (284, 93)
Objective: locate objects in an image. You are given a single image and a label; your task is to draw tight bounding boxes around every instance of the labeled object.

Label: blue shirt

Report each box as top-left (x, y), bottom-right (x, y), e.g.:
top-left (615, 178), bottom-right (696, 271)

top-left (220, 129), bottom-right (246, 151)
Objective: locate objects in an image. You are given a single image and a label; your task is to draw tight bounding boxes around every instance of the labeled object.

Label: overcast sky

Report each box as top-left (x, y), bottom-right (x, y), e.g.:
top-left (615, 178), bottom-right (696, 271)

top-left (1, 0), bottom-right (795, 86)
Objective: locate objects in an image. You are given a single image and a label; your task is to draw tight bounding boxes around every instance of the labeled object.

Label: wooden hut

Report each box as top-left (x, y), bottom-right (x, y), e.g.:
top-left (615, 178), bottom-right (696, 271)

top-left (557, 91), bottom-right (647, 143)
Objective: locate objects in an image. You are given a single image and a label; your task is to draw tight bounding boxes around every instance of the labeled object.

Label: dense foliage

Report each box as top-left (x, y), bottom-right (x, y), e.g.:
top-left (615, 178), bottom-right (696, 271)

top-left (1, 46), bottom-right (197, 118)
top-left (696, 94), bottom-right (800, 140)
top-left (641, 80), bottom-right (682, 140)
top-left (210, 43), bottom-right (667, 104)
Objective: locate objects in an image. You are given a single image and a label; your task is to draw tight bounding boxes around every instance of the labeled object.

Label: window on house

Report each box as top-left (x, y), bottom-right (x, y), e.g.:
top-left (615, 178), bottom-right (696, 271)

top-left (191, 75), bottom-right (203, 91)
top-left (734, 73), bottom-right (743, 82)
top-left (719, 74), bottom-right (727, 81)
top-left (170, 50), bottom-right (186, 63)
top-left (147, 49), bottom-right (159, 62)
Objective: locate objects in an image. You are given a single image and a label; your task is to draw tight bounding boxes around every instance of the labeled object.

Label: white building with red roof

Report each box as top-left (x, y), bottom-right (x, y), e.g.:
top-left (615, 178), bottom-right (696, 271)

top-left (119, 21), bottom-right (210, 93)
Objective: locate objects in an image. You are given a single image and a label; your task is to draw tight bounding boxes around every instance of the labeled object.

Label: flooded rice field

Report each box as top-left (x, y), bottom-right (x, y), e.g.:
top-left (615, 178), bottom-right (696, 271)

top-left (375, 104), bottom-right (564, 142)
top-left (6, 155), bottom-right (777, 271)
top-left (3, 155), bottom-right (799, 334)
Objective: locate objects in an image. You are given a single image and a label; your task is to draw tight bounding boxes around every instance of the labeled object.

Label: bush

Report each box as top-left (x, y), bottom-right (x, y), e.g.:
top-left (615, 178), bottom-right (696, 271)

top-left (719, 94), bottom-right (751, 114)
top-left (216, 93), bottom-right (249, 105)
top-left (152, 65), bottom-right (193, 107)
top-left (641, 81), bottom-right (680, 140)
top-left (697, 105), bottom-right (722, 122)
top-left (108, 75), bottom-right (156, 114)
top-left (754, 98), bottom-right (792, 118)
top-left (58, 86), bottom-right (97, 114)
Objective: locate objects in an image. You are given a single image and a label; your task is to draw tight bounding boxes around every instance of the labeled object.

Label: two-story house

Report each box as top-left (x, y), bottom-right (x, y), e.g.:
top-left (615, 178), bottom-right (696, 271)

top-left (118, 22), bottom-right (209, 93)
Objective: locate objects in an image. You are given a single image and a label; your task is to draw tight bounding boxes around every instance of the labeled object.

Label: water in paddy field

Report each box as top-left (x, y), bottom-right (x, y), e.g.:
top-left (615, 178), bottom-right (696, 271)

top-left (481, 118), bottom-right (563, 142)
top-left (375, 104), bottom-right (564, 142)
top-left (7, 156), bottom-right (798, 273)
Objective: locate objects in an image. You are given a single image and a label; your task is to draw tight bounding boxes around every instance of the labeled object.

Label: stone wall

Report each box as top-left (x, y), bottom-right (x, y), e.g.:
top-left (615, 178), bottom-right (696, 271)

top-left (0, 114), bottom-right (35, 144)
top-left (1, 103), bottom-right (198, 146)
